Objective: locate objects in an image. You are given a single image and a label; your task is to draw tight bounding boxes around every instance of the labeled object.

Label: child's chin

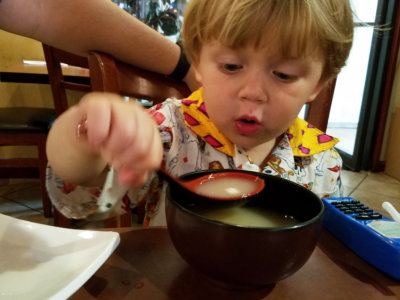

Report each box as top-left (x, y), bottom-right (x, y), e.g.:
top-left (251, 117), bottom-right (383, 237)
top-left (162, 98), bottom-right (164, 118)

top-left (234, 139), bottom-right (260, 151)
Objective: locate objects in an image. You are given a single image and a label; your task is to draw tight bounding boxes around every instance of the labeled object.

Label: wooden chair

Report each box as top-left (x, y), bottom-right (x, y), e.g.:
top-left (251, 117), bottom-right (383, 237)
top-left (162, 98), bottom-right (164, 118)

top-left (88, 51), bottom-right (191, 102)
top-left (42, 44), bottom-right (91, 117)
top-left (305, 79), bottom-right (336, 132)
top-left (0, 107), bottom-right (55, 218)
top-left (42, 48), bottom-right (189, 227)
top-left (43, 44), bottom-right (92, 226)
top-left (0, 45), bottom-right (88, 219)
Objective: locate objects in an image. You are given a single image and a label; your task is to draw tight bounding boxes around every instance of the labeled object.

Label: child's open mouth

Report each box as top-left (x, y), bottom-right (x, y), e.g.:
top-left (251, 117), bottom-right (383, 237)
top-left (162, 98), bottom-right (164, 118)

top-left (235, 118), bottom-right (261, 135)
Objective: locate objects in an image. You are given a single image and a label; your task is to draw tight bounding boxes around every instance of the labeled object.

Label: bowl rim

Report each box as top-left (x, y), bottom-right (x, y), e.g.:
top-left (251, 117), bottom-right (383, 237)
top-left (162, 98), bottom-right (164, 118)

top-left (167, 169), bottom-right (325, 232)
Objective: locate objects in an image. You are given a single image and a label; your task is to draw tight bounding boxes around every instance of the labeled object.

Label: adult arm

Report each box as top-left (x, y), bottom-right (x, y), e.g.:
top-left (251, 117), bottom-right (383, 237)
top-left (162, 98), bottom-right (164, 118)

top-left (0, 0), bottom-right (198, 90)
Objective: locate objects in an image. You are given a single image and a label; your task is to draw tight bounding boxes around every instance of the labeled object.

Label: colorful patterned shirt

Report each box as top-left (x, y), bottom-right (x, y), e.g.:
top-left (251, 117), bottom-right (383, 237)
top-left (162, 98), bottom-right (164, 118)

top-left (47, 89), bottom-right (343, 226)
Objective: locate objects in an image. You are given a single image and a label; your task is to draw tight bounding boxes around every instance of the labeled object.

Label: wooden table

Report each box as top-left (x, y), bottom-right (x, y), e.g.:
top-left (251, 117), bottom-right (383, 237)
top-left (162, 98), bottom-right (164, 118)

top-left (71, 227), bottom-right (400, 300)
top-left (0, 61), bottom-right (90, 85)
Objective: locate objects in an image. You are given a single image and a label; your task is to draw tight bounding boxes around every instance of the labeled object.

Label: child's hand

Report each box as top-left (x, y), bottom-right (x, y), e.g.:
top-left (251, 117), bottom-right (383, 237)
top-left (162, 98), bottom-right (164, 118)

top-left (75, 92), bottom-right (162, 187)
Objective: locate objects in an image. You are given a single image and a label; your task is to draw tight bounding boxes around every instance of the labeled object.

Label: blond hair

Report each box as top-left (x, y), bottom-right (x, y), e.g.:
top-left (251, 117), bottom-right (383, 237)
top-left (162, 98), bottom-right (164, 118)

top-left (182, 0), bottom-right (354, 79)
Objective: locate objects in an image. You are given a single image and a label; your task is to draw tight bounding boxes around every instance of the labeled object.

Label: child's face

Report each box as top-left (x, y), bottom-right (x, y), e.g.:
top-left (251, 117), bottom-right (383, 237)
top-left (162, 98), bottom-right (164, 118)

top-left (192, 41), bottom-right (326, 151)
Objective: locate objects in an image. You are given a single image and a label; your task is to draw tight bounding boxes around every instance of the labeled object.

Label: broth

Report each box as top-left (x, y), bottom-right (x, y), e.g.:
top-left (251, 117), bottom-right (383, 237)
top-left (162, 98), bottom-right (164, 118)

top-left (195, 177), bottom-right (259, 198)
top-left (193, 205), bottom-right (299, 228)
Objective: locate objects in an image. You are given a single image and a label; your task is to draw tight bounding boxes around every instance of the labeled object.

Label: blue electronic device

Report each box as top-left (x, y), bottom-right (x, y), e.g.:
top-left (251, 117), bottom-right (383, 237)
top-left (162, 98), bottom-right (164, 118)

top-left (322, 197), bottom-right (400, 280)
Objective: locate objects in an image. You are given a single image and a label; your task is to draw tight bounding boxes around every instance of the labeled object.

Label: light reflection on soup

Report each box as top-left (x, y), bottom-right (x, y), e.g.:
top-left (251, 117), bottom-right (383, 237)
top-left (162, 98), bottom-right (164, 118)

top-left (193, 206), bottom-right (299, 228)
top-left (195, 177), bottom-right (259, 198)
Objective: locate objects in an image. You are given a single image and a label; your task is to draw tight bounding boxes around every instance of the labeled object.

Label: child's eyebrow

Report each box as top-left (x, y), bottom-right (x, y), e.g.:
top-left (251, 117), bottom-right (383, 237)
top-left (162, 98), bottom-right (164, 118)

top-left (271, 57), bottom-right (321, 74)
top-left (267, 53), bottom-right (317, 65)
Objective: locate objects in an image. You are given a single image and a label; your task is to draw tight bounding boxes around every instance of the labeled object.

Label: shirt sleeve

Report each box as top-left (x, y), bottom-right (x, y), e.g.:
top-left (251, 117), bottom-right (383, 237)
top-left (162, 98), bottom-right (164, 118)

top-left (46, 165), bottom-right (136, 220)
top-left (45, 99), bottom-right (180, 222)
top-left (311, 148), bottom-right (344, 198)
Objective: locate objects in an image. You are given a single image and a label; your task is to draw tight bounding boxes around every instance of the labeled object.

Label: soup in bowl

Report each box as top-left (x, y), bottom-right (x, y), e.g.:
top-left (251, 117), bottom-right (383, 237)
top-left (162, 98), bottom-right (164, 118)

top-left (166, 169), bottom-right (324, 290)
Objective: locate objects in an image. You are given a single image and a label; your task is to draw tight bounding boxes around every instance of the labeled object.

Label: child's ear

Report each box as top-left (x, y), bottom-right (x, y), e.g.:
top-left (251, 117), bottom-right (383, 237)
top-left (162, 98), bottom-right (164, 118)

top-left (306, 79), bottom-right (329, 103)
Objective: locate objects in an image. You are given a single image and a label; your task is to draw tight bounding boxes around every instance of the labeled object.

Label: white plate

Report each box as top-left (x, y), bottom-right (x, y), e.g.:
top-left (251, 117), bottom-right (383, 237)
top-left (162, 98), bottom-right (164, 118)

top-left (0, 213), bottom-right (120, 300)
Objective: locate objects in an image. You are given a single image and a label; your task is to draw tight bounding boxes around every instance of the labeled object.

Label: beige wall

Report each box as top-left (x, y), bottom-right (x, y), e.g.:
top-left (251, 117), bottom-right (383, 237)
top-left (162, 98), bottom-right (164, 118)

top-left (0, 31), bottom-right (84, 158)
top-left (0, 30), bottom-right (44, 68)
top-left (0, 30), bottom-right (54, 109)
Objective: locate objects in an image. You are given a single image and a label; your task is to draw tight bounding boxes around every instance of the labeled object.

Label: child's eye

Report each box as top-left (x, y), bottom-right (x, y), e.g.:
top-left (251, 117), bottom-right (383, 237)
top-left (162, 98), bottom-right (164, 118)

top-left (221, 63), bottom-right (242, 72)
top-left (273, 71), bottom-right (295, 81)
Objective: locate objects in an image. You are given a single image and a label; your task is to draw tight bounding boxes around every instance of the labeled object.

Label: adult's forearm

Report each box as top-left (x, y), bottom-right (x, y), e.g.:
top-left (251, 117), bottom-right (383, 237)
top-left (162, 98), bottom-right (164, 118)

top-left (0, 0), bottom-right (180, 75)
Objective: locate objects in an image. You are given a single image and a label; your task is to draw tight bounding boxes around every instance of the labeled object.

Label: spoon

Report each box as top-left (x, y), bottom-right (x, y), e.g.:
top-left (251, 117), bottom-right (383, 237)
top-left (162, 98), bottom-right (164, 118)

top-left (159, 165), bottom-right (265, 201)
top-left (91, 167), bottom-right (265, 220)
top-left (76, 120), bottom-right (264, 212)
top-left (382, 202), bottom-right (400, 223)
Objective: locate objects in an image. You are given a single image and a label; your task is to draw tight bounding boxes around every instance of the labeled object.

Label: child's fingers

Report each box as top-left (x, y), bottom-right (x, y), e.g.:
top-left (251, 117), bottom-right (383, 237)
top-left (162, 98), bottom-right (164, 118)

top-left (85, 100), bottom-right (112, 148)
top-left (75, 94), bottom-right (162, 186)
top-left (103, 101), bottom-right (162, 172)
top-left (118, 168), bottom-right (149, 187)
top-left (108, 124), bottom-right (162, 175)
top-left (101, 101), bottom-right (140, 156)
top-left (76, 93), bottom-right (124, 149)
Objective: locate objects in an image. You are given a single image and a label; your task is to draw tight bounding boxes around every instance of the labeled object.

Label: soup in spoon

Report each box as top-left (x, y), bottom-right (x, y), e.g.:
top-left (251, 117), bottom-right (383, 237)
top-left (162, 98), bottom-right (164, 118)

top-left (195, 176), bottom-right (262, 199)
top-left (190, 172), bottom-right (265, 200)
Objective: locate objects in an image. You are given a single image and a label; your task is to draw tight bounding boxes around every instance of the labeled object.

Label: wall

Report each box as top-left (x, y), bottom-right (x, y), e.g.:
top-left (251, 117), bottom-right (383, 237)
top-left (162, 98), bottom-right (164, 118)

top-left (0, 31), bottom-right (83, 159)
top-left (390, 49), bottom-right (400, 108)
top-left (383, 46), bottom-right (400, 167)
top-left (0, 31), bottom-right (54, 109)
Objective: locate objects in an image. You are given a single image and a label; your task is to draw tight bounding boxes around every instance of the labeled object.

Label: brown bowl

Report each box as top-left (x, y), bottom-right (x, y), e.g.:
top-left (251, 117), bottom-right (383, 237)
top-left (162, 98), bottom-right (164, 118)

top-left (166, 169), bottom-right (324, 290)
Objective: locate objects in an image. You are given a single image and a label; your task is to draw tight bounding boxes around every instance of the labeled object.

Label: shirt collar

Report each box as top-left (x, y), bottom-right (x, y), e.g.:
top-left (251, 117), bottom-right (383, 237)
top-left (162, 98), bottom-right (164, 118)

top-left (181, 88), bottom-right (338, 157)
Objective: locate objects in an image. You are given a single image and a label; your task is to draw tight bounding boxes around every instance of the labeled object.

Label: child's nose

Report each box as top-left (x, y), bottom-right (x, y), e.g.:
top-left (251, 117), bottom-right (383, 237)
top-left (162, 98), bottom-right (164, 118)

top-left (238, 71), bottom-right (268, 103)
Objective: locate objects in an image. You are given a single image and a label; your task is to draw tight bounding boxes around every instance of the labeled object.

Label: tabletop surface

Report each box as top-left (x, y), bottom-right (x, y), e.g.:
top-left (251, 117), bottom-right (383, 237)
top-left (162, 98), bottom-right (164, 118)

top-left (0, 61), bottom-right (89, 84)
top-left (1, 61), bottom-right (89, 75)
top-left (71, 227), bottom-right (400, 300)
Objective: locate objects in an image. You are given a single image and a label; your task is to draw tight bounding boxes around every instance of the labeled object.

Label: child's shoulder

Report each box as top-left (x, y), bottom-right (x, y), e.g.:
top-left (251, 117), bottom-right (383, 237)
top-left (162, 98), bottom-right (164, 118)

top-left (151, 97), bottom-right (183, 109)
top-left (148, 98), bottom-right (184, 115)
top-left (288, 118), bottom-right (339, 157)
top-left (148, 97), bottom-right (186, 127)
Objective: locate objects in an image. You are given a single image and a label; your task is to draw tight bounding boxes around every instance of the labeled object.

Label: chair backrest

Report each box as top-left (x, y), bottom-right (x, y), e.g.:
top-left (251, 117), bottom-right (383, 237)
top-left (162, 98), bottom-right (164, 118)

top-left (42, 44), bottom-right (91, 116)
top-left (89, 51), bottom-right (333, 132)
top-left (305, 79), bottom-right (336, 132)
top-left (88, 51), bottom-right (191, 103)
